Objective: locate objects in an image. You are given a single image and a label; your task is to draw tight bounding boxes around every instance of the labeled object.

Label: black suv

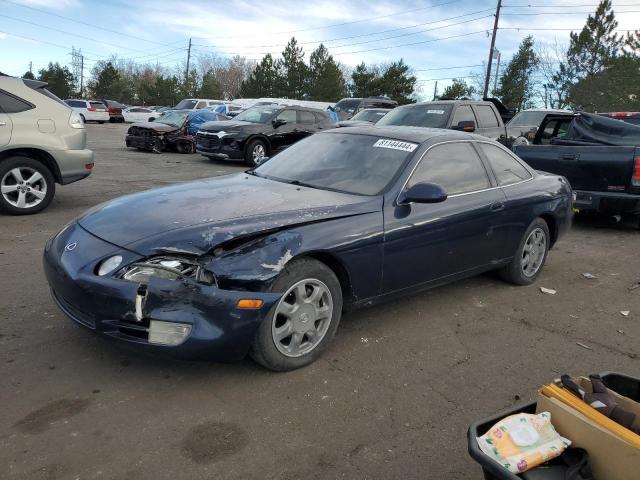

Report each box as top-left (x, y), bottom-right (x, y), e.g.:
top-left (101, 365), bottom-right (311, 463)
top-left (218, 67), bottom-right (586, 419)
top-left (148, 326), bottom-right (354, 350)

top-left (334, 96), bottom-right (398, 120)
top-left (196, 105), bottom-right (334, 166)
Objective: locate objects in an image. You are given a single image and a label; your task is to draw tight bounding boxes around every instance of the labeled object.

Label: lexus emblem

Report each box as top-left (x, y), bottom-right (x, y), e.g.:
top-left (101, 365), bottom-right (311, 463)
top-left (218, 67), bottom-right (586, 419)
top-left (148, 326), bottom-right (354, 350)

top-left (65, 242), bottom-right (77, 252)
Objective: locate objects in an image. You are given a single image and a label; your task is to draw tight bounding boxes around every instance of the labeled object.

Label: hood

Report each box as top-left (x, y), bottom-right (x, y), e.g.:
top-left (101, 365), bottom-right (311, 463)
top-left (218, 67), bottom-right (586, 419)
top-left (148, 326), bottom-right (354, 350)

top-left (338, 120), bottom-right (374, 127)
top-left (129, 121), bottom-right (180, 132)
top-left (77, 173), bottom-right (381, 255)
top-left (199, 120), bottom-right (259, 132)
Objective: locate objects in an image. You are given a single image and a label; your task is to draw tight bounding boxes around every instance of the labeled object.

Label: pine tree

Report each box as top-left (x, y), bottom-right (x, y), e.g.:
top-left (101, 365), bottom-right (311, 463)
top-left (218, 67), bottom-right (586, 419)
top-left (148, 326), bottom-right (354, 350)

top-left (308, 44), bottom-right (346, 101)
top-left (22, 71), bottom-right (35, 80)
top-left (440, 79), bottom-right (475, 99)
top-left (199, 70), bottom-right (223, 99)
top-left (88, 61), bottom-right (121, 99)
top-left (377, 60), bottom-right (416, 105)
top-left (350, 63), bottom-right (378, 97)
top-left (37, 62), bottom-right (75, 99)
top-left (240, 54), bottom-right (281, 98)
top-left (496, 36), bottom-right (538, 111)
top-left (279, 38), bottom-right (308, 98)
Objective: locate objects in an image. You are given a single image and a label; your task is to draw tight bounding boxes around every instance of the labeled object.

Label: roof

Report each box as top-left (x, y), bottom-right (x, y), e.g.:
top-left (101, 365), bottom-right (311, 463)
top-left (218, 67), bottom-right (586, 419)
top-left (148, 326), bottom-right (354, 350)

top-left (411, 100), bottom-right (494, 106)
top-left (322, 125), bottom-right (476, 143)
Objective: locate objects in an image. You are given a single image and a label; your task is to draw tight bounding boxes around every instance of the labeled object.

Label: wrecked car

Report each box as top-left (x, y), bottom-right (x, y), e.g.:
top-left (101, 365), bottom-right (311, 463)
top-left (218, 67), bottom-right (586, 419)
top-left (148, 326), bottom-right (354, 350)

top-left (125, 109), bottom-right (228, 154)
top-left (44, 127), bottom-right (572, 371)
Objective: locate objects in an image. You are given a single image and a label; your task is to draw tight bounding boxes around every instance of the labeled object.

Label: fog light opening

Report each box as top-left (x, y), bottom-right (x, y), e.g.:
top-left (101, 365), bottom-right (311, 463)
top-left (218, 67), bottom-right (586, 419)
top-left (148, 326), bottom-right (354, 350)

top-left (148, 321), bottom-right (191, 346)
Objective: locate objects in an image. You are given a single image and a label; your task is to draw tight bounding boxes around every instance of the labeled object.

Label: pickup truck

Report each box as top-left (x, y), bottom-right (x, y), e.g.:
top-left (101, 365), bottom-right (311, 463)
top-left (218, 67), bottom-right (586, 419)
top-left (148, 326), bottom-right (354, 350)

top-left (514, 112), bottom-right (640, 219)
top-left (377, 98), bottom-right (512, 144)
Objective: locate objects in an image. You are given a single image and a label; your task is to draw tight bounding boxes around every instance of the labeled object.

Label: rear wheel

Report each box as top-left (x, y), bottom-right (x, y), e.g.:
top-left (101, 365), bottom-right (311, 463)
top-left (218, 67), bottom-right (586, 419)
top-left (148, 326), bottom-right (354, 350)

top-left (498, 218), bottom-right (550, 285)
top-left (80, 114), bottom-right (86, 123)
top-left (250, 257), bottom-right (343, 371)
top-left (176, 141), bottom-right (195, 154)
top-left (244, 139), bottom-right (267, 167)
top-left (0, 157), bottom-right (55, 215)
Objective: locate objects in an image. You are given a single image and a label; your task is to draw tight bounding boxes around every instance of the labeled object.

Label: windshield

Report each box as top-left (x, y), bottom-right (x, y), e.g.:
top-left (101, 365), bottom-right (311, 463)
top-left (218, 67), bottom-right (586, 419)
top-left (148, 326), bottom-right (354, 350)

top-left (254, 133), bottom-right (417, 195)
top-left (234, 106), bottom-right (280, 123)
top-left (377, 104), bottom-right (452, 128)
top-left (351, 109), bottom-right (389, 123)
top-left (156, 111), bottom-right (188, 127)
top-left (507, 111), bottom-right (548, 127)
top-left (175, 99), bottom-right (197, 109)
top-left (334, 99), bottom-right (361, 113)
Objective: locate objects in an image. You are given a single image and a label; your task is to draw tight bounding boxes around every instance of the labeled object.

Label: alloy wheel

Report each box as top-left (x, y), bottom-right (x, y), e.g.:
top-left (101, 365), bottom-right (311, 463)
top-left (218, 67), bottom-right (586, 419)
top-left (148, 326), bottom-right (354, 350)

top-left (521, 227), bottom-right (546, 277)
top-left (252, 144), bottom-right (266, 162)
top-left (1, 167), bottom-right (47, 209)
top-left (271, 278), bottom-right (333, 357)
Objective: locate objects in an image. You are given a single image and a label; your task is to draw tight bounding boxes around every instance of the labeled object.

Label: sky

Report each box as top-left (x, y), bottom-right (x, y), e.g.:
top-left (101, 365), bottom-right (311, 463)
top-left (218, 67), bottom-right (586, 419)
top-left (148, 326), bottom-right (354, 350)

top-left (1, 0), bottom-right (639, 100)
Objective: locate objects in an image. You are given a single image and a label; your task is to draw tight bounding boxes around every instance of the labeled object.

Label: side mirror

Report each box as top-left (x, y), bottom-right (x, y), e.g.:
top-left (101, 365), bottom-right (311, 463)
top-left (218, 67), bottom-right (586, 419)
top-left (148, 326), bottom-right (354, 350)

top-left (272, 118), bottom-right (286, 128)
top-left (453, 120), bottom-right (476, 132)
top-left (398, 182), bottom-right (448, 205)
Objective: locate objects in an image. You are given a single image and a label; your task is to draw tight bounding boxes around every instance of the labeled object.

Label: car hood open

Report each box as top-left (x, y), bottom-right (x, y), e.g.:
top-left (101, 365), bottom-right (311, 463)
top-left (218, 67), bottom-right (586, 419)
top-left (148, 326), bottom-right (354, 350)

top-left (77, 173), bottom-right (381, 255)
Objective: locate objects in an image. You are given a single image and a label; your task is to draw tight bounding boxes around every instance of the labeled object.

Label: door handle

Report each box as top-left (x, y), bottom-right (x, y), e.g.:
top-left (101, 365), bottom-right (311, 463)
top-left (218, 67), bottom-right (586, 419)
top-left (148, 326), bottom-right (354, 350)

top-left (490, 202), bottom-right (505, 212)
top-left (560, 153), bottom-right (579, 160)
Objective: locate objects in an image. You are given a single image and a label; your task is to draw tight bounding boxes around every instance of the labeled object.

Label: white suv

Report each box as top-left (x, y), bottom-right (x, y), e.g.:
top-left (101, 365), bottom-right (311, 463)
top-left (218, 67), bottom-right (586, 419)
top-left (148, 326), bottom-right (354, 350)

top-left (0, 75), bottom-right (94, 215)
top-left (64, 99), bottom-right (110, 123)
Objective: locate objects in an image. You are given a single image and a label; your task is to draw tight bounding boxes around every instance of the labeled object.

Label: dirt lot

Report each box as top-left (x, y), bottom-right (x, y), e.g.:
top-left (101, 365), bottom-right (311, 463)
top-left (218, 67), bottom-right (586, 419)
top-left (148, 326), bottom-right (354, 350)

top-left (1, 123), bottom-right (639, 480)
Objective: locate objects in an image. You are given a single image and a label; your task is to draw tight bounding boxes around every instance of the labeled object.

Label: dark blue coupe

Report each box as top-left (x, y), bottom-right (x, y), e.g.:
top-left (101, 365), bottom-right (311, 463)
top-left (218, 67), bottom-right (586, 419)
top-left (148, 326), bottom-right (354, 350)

top-left (44, 127), bottom-right (572, 370)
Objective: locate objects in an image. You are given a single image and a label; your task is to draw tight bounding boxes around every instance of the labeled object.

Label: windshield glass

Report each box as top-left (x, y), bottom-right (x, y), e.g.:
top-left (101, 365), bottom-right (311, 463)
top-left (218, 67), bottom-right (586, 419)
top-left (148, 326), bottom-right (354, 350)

top-left (351, 109), bottom-right (389, 123)
top-left (377, 104), bottom-right (452, 128)
top-left (334, 99), bottom-right (360, 113)
top-left (507, 111), bottom-right (548, 126)
top-left (234, 106), bottom-right (280, 123)
top-left (175, 99), bottom-right (197, 109)
top-left (156, 111), bottom-right (188, 127)
top-left (254, 133), bottom-right (417, 195)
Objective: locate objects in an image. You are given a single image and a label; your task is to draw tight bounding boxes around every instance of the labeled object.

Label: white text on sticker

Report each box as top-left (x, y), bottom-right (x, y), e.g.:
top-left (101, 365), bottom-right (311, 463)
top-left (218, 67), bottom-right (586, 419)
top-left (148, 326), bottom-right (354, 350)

top-left (373, 139), bottom-right (418, 152)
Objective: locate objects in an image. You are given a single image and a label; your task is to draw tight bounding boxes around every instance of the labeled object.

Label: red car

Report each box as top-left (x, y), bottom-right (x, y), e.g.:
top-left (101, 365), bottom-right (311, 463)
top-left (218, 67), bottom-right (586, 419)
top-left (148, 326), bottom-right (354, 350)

top-left (599, 111), bottom-right (640, 126)
top-left (100, 99), bottom-right (125, 123)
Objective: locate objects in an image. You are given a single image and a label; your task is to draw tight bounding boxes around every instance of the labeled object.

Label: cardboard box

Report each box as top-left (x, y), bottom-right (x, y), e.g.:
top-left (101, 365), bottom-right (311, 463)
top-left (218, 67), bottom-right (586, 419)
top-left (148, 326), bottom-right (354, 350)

top-left (536, 377), bottom-right (640, 480)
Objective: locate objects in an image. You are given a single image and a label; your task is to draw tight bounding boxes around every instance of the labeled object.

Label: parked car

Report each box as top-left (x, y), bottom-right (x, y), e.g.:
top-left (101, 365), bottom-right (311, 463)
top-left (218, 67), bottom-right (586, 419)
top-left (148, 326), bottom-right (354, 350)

top-left (337, 108), bottom-right (392, 127)
top-left (0, 75), bottom-right (93, 215)
top-left (196, 105), bottom-right (334, 166)
top-left (99, 99), bottom-right (125, 123)
top-left (64, 99), bottom-right (110, 123)
top-left (173, 98), bottom-right (224, 110)
top-left (125, 109), bottom-right (228, 153)
top-left (507, 108), bottom-right (573, 146)
top-left (377, 100), bottom-right (509, 144)
top-left (598, 112), bottom-right (640, 126)
top-left (123, 106), bottom-right (159, 123)
top-left (514, 112), bottom-right (640, 219)
top-left (44, 127), bottom-right (572, 370)
top-left (334, 96), bottom-right (398, 120)
top-left (209, 103), bottom-right (244, 117)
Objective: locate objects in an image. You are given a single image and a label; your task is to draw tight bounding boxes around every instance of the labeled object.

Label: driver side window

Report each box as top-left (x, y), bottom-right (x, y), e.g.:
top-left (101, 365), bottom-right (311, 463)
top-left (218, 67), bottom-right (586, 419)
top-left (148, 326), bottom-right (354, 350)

top-left (276, 109), bottom-right (296, 123)
top-left (408, 142), bottom-right (491, 195)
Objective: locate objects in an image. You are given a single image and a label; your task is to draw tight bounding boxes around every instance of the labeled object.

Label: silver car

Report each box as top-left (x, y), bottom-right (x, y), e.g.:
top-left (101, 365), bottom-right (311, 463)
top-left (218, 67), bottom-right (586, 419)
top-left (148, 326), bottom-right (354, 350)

top-left (0, 74), bottom-right (94, 215)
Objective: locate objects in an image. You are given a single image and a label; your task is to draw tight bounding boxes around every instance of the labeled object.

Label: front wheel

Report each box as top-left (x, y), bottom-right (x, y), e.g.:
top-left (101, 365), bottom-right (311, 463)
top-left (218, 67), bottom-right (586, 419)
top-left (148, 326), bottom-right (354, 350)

top-left (250, 257), bottom-right (343, 371)
top-left (0, 157), bottom-right (55, 215)
top-left (498, 218), bottom-right (550, 285)
top-left (244, 139), bottom-right (267, 167)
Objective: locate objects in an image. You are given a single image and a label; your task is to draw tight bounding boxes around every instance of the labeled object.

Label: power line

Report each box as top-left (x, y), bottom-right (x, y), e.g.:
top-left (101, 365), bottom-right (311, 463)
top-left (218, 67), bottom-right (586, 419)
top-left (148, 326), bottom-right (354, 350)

top-left (502, 9), bottom-right (640, 15)
top-left (502, 3), bottom-right (640, 7)
top-left (0, 0), bottom-right (183, 48)
top-left (415, 64), bottom-right (484, 72)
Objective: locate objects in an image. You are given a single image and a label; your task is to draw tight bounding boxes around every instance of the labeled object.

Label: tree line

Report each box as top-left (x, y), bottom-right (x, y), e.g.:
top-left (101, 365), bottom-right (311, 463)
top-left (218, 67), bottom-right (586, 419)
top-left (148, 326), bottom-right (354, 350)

top-left (441, 0), bottom-right (640, 112)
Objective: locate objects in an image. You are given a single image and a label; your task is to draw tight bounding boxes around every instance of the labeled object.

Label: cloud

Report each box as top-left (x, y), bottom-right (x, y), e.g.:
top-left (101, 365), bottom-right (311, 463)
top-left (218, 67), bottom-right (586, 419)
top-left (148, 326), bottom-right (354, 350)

top-left (11, 0), bottom-right (79, 8)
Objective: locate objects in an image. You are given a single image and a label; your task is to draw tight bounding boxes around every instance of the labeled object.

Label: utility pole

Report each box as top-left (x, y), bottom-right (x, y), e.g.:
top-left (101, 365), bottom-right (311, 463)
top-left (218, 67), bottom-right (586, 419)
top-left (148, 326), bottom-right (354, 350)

top-left (432, 81), bottom-right (438, 100)
top-left (543, 84), bottom-right (548, 109)
top-left (492, 49), bottom-right (501, 95)
top-left (185, 38), bottom-right (192, 87)
top-left (28, 61), bottom-right (32, 74)
top-left (80, 54), bottom-right (84, 98)
top-left (483, 0), bottom-right (501, 99)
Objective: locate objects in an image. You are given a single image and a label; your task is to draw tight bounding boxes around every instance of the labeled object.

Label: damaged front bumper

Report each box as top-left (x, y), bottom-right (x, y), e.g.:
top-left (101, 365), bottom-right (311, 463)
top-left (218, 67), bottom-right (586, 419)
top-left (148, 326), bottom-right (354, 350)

top-left (43, 222), bottom-right (281, 361)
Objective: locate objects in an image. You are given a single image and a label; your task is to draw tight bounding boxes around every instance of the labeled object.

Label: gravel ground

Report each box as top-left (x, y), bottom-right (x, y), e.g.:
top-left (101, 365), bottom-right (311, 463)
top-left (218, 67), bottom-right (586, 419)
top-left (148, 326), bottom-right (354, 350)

top-left (1, 123), bottom-right (639, 480)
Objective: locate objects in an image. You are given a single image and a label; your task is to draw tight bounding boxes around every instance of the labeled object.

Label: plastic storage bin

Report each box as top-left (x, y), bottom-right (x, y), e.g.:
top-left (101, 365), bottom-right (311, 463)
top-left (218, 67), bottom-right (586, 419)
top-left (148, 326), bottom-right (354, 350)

top-left (467, 372), bottom-right (640, 479)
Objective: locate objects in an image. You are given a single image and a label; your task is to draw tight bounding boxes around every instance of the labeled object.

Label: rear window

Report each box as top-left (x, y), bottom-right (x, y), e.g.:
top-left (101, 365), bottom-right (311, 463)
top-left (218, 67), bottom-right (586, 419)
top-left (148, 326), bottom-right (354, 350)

top-left (335, 99), bottom-right (361, 114)
top-left (90, 101), bottom-right (106, 108)
top-left (475, 105), bottom-right (500, 127)
top-left (377, 104), bottom-right (452, 129)
top-left (175, 99), bottom-right (198, 109)
top-left (23, 80), bottom-right (67, 106)
top-left (0, 90), bottom-right (34, 113)
top-left (66, 100), bottom-right (86, 108)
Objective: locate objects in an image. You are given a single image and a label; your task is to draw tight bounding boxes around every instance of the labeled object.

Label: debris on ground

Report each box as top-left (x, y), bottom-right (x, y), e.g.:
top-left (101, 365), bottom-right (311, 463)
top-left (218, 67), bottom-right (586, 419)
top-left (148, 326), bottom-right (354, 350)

top-left (582, 273), bottom-right (597, 279)
top-left (540, 287), bottom-right (557, 295)
top-left (576, 342), bottom-right (593, 350)
top-left (629, 281), bottom-right (640, 291)
top-left (617, 329), bottom-right (625, 335)
top-left (620, 310), bottom-right (631, 317)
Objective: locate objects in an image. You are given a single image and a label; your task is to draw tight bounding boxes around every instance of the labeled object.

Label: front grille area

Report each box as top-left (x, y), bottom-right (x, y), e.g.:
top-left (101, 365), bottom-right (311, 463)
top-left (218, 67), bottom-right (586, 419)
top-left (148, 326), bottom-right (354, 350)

top-left (52, 290), bottom-right (96, 329)
top-left (196, 133), bottom-right (221, 149)
top-left (128, 127), bottom-right (157, 137)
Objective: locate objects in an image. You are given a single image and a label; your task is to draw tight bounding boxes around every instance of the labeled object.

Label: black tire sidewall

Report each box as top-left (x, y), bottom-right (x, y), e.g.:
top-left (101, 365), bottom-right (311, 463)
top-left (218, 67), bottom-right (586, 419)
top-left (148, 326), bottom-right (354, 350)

top-left (502, 218), bottom-right (550, 285)
top-left (0, 157), bottom-right (55, 215)
top-left (250, 257), bottom-right (343, 371)
top-left (244, 139), bottom-right (266, 167)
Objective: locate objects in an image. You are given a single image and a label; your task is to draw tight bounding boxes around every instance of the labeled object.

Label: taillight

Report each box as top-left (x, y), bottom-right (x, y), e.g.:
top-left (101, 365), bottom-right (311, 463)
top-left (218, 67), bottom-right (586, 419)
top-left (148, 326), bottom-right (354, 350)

top-left (633, 156), bottom-right (640, 187)
top-left (87, 106), bottom-right (96, 112)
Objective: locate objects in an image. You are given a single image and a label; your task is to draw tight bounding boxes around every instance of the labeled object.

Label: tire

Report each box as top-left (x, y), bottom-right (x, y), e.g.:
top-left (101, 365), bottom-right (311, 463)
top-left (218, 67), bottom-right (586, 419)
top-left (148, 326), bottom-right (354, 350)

top-left (80, 114), bottom-right (86, 123)
top-left (250, 257), bottom-right (343, 371)
top-left (176, 141), bottom-right (195, 154)
top-left (149, 117), bottom-right (155, 122)
top-left (0, 157), bottom-right (55, 215)
top-left (244, 138), bottom-right (267, 167)
top-left (498, 218), bottom-right (550, 285)
top-left (98, 121), bottom-right (105, 124)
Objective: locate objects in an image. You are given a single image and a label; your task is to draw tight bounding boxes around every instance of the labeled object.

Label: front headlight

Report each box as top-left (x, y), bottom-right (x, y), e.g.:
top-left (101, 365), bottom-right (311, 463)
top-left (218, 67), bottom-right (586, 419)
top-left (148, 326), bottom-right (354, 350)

top-left (119, 256), bottom-right (215, 285)
top-left (98, 255), bottom-right (123, 276)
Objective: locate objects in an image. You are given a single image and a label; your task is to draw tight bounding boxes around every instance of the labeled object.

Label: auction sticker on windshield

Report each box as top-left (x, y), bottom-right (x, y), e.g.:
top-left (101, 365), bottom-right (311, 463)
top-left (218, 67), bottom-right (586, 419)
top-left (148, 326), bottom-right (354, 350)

top-left (426, 109), bottom-right (445, 114)
top-left (373, 139), bottom-right (419, 152)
